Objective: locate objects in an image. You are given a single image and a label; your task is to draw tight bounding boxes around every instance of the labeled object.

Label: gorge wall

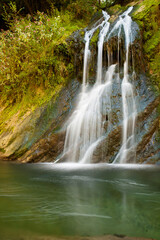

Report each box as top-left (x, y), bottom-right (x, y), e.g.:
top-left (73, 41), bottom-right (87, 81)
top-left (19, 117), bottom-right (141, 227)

top-left (0, 0), bottom-right (159, 164)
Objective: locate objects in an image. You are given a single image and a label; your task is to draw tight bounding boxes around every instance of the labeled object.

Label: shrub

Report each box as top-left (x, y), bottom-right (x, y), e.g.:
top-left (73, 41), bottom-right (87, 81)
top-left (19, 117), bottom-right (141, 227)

top-left (0, 8), bottom-right (86, 105)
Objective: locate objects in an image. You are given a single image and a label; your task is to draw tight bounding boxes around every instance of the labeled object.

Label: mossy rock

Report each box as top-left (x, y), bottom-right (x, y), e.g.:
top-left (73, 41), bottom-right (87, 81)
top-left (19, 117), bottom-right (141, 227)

top-left (132, 0), bottom-right (160, 91)
top-left (90, 28), bottom-right (99, 47)
top-left (107, 4), bottom-right (123, 16)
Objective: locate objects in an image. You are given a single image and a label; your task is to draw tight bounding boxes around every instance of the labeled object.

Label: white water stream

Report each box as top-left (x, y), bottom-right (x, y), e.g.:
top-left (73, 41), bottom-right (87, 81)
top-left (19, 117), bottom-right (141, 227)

top-left (112, 6), bottom-right (137, 163)
top-left (62, 7), bottom-right (137, 164)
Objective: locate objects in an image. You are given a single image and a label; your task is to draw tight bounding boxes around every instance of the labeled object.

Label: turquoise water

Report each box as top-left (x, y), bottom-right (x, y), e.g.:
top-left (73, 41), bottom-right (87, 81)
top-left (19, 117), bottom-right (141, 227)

top-left (0, 162), bottom-right (160, 239)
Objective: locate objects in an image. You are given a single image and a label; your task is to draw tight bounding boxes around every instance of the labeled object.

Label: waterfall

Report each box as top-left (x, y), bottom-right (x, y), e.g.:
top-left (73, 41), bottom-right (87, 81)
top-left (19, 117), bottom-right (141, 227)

top-left (112, 7), bottom-right (137, 163)
top-left (62, 7), bottom-right (137, 164)
top-left (96, 11), bottom-right (110, 84)
top-left (82, 26), bottom-right (99, 91)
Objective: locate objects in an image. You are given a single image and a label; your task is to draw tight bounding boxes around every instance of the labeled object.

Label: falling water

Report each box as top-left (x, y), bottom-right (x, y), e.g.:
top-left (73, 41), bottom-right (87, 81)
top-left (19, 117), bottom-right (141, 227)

top-left (96, 11), bottom-right (110, 84)
top-left (62, 7), bottom-right (137, 164)
top-left (82, 26), bottom-right (99, 91)
top-left (112, 7), bottom-right (137, 163)
top-left (63, 12), bottom-right (113, 163)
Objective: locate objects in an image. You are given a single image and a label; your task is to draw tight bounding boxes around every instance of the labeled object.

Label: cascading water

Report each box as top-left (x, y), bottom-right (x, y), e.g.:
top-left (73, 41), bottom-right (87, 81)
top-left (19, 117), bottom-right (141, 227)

top-left (96, 11), bottom-right (110, 84)
top-left (62, 7), bottom-right (137, 164)
top-left (63, 22), bottom-right (102, 163)
top-left (112, 7), bottom-right (137, 163)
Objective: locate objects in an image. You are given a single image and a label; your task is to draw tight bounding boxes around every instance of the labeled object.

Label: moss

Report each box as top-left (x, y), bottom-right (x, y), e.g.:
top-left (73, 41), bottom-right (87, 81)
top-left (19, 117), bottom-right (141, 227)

top-left (80, 30), bottom-right (85, 37)
top-left (107, 4), bottom-right (123, 15)
top-left (144, 30), bottom-right (160, 55)
top-left (150, 53), bottom-right (160, 90)
top-left (13, 148), bottom-right (28, 159)
top-left (90, 28), bottom-right (99, 47)
top-left (132, 0), bottom-right (160, 91)
top-left (0, 147), bottom-right (5, 153)
top-left (0, 102), bottom-right (21, 133)
top-left (156, 106), bottom-right (160, 141)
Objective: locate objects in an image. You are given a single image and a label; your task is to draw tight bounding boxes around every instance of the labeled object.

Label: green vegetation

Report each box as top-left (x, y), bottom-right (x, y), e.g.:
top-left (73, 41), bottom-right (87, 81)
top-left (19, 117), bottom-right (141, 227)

top-left (0, 1), bottom-right (99, 107)
top-left (132, 0), bottom-right (160, 91)
top-left (107, 4), bottom-right (125, 16)
top-left (0, 0), bottom-right (159, 136)
top-left (0, 0), bottom-right (100, 134)
top-left (0, 9), bottom-right (84, 105)
top-left (90, 28), bottom-right (99, 47)
top-left (0, 0), bottom-right (100, 19)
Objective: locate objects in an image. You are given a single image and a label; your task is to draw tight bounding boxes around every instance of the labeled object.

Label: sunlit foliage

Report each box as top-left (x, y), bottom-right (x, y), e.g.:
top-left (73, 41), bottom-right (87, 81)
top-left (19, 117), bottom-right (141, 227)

top-left (0, 6), bottom-right (87, 105)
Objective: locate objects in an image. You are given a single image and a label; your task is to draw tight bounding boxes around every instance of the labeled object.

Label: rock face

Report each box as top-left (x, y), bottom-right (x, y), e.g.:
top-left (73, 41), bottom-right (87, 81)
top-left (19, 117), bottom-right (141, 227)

top-left (0, 80), bottom-right (80, 162)
top-left (0, 6), bottom-right (159, 164)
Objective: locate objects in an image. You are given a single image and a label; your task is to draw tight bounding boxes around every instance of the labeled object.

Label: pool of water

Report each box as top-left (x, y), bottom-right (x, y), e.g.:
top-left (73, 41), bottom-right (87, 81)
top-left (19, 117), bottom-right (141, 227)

top-left (0, 162), bottom-right (160, 240)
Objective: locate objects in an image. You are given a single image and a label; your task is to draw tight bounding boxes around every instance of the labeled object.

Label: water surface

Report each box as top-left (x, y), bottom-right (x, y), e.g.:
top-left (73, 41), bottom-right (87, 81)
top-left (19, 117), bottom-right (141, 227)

top-left (0, 162), bottom-right (160, 239)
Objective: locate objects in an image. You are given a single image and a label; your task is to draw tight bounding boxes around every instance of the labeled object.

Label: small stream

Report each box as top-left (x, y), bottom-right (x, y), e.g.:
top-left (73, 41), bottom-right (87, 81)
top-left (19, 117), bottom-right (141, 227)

top-left (0, 162), bottom-right (160, 239)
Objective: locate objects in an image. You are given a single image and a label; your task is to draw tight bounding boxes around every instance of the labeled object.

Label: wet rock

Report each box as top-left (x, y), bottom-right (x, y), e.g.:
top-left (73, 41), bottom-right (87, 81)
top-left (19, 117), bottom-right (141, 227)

top-left (94, 96), bottom-right (160, 164)
top-left (136, 98), bottom-right (160, 163)
top-left (0, 6), bottom-right (159, 164)
top-left (19, 132), bottom-right (65, 163)
top-left (66, 30), bottom-right (85, 82)
top-left (0, 79), bottom-right (80, 162)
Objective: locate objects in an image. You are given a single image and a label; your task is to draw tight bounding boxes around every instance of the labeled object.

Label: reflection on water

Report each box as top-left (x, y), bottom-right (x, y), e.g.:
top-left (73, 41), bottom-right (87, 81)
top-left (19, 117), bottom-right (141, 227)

top-left (0, 162), bottom-right (160, 240)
